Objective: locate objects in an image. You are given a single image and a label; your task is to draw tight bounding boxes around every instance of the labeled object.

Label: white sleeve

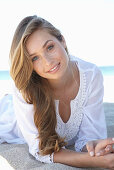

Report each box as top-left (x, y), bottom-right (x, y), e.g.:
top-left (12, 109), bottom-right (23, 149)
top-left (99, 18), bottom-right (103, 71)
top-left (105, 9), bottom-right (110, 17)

top-left (75, 66), bottom-right (107, 152)
top-left (12, 84), bottom-right (54, 163)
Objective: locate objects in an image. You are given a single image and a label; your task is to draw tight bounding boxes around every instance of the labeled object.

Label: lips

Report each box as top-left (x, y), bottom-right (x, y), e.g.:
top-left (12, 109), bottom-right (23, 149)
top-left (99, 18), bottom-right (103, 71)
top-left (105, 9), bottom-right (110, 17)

top-left (47, 63), bottom-right (60, 73)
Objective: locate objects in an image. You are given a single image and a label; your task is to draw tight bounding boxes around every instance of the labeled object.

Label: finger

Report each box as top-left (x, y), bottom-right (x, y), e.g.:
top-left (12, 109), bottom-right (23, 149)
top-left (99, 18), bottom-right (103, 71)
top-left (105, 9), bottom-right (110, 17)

top-left (95, 138), bottom-right (114, 154)
top-left (96, 149), bottom-right (106, 156)
top-left (112, 145), bottom-right (114, 153)
top-left (96, 145), bottom-right (113, 156)
top-left (105, 144), bottom-right (114, 154)
top-left (105, 145), bottom-right (114, 153)
top-left (86, 141), bottom-right (95, 157)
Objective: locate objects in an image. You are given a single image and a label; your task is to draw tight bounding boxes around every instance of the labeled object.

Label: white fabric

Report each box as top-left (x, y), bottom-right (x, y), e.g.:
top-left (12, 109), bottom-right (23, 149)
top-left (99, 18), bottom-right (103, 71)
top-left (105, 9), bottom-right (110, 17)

top-left (0, 56), bottom-right (107, 163)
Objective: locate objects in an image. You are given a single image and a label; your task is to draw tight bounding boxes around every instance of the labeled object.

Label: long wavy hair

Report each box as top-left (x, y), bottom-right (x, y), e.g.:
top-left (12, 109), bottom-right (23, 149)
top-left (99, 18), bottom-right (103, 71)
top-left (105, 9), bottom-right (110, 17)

top-left (10, 15), bottom-right (68, 155)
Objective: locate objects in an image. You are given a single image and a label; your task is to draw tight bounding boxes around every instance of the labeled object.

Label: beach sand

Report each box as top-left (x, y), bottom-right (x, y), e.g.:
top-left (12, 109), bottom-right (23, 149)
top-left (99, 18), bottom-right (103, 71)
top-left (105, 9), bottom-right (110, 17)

top-left (0, 103), bottom-right (114, 170)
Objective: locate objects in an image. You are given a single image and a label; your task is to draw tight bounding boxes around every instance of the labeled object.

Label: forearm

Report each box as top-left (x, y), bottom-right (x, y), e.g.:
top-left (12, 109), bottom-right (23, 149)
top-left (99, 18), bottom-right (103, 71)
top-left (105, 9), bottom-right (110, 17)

top-left (53, 149), bottom-right (105, 168)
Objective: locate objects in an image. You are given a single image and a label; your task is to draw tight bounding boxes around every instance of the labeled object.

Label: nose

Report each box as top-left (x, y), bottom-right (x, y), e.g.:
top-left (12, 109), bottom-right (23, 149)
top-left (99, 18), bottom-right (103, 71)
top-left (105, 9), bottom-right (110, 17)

top-left (42, 54), bottom-right (53, 66)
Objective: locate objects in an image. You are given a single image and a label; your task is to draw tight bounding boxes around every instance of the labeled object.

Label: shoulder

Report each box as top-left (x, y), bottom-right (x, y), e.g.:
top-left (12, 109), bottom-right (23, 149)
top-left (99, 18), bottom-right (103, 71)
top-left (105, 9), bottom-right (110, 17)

top-left (70, 55), bottom-right (96, 70)
top-left (70, 55), bottom-right (102, 78)
top-left (12, 82), bottom-right (34, 113)
top-left (12, 82), bottom-right (28, 104)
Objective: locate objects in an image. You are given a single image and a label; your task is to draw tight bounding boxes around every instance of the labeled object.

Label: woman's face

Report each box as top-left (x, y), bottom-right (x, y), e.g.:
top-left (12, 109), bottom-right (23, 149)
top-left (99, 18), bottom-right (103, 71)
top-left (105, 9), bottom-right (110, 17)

top-left (26, 29), bottom-right (69, 80)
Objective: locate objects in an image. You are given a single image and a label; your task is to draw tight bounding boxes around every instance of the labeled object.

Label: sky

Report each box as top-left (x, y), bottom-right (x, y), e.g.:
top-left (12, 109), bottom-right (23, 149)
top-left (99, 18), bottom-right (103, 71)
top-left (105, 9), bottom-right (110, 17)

top-left (0, 0), bottom-right (114, 70)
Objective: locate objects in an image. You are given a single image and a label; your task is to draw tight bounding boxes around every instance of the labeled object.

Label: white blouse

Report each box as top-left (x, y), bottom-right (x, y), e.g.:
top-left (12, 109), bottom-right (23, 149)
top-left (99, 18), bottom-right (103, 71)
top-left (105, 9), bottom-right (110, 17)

top-left (0, 56), bottom-right (107, 163)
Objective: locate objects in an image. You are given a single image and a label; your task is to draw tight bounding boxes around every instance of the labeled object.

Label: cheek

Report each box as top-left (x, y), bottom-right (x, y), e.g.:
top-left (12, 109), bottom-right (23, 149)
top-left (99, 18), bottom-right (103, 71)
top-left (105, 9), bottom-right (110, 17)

top-left (58, 45), bottom-right (68, 57)
top-left (59, 48), bottom-right (69, 62)
top-left (33, 62), bottom-right (43, 75)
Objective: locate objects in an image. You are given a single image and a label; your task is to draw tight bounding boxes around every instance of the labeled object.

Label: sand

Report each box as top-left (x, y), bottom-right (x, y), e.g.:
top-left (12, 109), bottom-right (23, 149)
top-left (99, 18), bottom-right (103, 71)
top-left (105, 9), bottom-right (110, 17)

top-left (0, 102), bottom-right (114, 170)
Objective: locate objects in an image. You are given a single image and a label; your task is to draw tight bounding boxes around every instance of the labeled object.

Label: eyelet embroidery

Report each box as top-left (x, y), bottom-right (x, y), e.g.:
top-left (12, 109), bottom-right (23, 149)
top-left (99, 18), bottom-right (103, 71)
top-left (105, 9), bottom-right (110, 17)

top-left (56, 71), bottom-right (86, 142)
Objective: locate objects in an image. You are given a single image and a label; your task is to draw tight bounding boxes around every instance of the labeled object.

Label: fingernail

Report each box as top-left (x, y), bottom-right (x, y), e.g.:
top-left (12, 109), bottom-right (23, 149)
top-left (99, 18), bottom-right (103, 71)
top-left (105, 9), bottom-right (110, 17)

top-left (90, 151), bottom-right (94, 157)
top-left (105, 147), bottom-right (110, 151)
top-left (112, 138), bottom-right (114, 141)
top-left (96, 152), bottom-right (100, 156)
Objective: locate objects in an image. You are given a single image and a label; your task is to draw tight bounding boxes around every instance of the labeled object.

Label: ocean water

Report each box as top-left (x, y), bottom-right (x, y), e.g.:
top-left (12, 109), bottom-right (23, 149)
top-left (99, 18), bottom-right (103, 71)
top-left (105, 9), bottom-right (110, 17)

top-left (0, 66), bottom-right (114, 102)
top-left (0, 71), bottom-right (11, 80)
top-left (99, 66), bottom-right (114, 76)
top-left (100, 66), bottom-right (114, 103)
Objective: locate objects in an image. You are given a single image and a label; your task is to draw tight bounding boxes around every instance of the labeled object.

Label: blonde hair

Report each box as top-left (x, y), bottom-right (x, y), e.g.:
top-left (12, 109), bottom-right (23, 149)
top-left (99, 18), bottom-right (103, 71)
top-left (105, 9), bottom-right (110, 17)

top-left (10, 15), bottom-right (67, 155)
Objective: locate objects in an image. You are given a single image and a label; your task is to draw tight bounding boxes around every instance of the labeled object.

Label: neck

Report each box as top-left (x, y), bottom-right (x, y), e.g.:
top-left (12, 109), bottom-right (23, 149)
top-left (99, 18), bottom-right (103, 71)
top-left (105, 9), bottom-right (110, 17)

top-left (48, 61), bottom-right (77, 96)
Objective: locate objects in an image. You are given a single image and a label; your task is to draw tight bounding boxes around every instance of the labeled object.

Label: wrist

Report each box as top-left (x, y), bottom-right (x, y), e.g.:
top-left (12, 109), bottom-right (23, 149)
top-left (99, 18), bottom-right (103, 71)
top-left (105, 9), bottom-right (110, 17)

top-left (53, 149), bottom-right (107, 168)
top-left (80, 152), bottom-right (107, 168)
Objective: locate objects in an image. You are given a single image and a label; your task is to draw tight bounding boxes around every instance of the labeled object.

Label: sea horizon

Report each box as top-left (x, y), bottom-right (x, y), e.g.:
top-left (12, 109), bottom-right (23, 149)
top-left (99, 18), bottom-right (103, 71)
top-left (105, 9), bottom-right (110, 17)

top-left (0, 66), bottom-right (114, 103)
top-left (0, 66), bottom-right (114, 79)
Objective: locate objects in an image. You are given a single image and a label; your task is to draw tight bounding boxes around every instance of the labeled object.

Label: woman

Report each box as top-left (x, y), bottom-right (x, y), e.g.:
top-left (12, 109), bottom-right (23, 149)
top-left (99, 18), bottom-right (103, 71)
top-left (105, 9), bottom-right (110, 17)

top-left (0, 15), bottom-right (114, 169)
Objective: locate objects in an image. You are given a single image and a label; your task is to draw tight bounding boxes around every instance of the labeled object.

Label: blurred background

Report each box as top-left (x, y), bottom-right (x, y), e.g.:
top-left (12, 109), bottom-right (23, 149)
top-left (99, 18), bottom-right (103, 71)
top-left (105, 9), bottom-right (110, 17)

top-left (0, 0), bottom-right (114, 102)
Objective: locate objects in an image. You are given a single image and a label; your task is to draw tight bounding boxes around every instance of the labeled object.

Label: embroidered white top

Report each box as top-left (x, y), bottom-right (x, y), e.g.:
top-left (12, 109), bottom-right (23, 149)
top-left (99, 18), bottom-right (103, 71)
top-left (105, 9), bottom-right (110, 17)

top-left (0, 56), bottom-right (107, 163)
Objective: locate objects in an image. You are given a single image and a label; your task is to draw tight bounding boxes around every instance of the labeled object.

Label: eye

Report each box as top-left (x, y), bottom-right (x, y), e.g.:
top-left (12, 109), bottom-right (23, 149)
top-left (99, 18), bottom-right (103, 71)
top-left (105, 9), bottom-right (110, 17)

top-left (47, 45), bottom-right (54, 51)
top-left (32, 56), bottom-right (39, 62)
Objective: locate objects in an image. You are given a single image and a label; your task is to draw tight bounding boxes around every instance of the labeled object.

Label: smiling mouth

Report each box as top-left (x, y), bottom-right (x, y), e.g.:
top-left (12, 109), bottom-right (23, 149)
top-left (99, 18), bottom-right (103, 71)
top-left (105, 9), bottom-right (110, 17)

top-left (47, 62), bottom-right (60, 73)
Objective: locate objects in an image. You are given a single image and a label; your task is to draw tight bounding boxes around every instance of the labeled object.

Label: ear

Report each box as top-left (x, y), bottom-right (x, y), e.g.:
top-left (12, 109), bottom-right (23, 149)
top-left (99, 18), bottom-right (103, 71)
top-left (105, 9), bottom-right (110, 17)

top-left (61, 35), bottom-right (67, 49)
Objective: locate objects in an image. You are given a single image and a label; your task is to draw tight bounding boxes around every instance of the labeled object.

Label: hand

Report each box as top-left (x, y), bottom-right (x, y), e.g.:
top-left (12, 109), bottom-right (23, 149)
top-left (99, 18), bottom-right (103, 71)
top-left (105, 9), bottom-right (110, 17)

top-left (86, 138), bottom-right (114, 157)
top-left (101, 153), bottom-right (114, 169)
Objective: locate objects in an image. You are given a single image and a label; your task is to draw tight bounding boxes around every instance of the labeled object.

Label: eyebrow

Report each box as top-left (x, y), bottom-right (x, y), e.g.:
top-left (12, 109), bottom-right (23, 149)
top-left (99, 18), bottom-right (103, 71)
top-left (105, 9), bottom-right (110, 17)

top-left (29, 40), bottom-right (53, 57)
